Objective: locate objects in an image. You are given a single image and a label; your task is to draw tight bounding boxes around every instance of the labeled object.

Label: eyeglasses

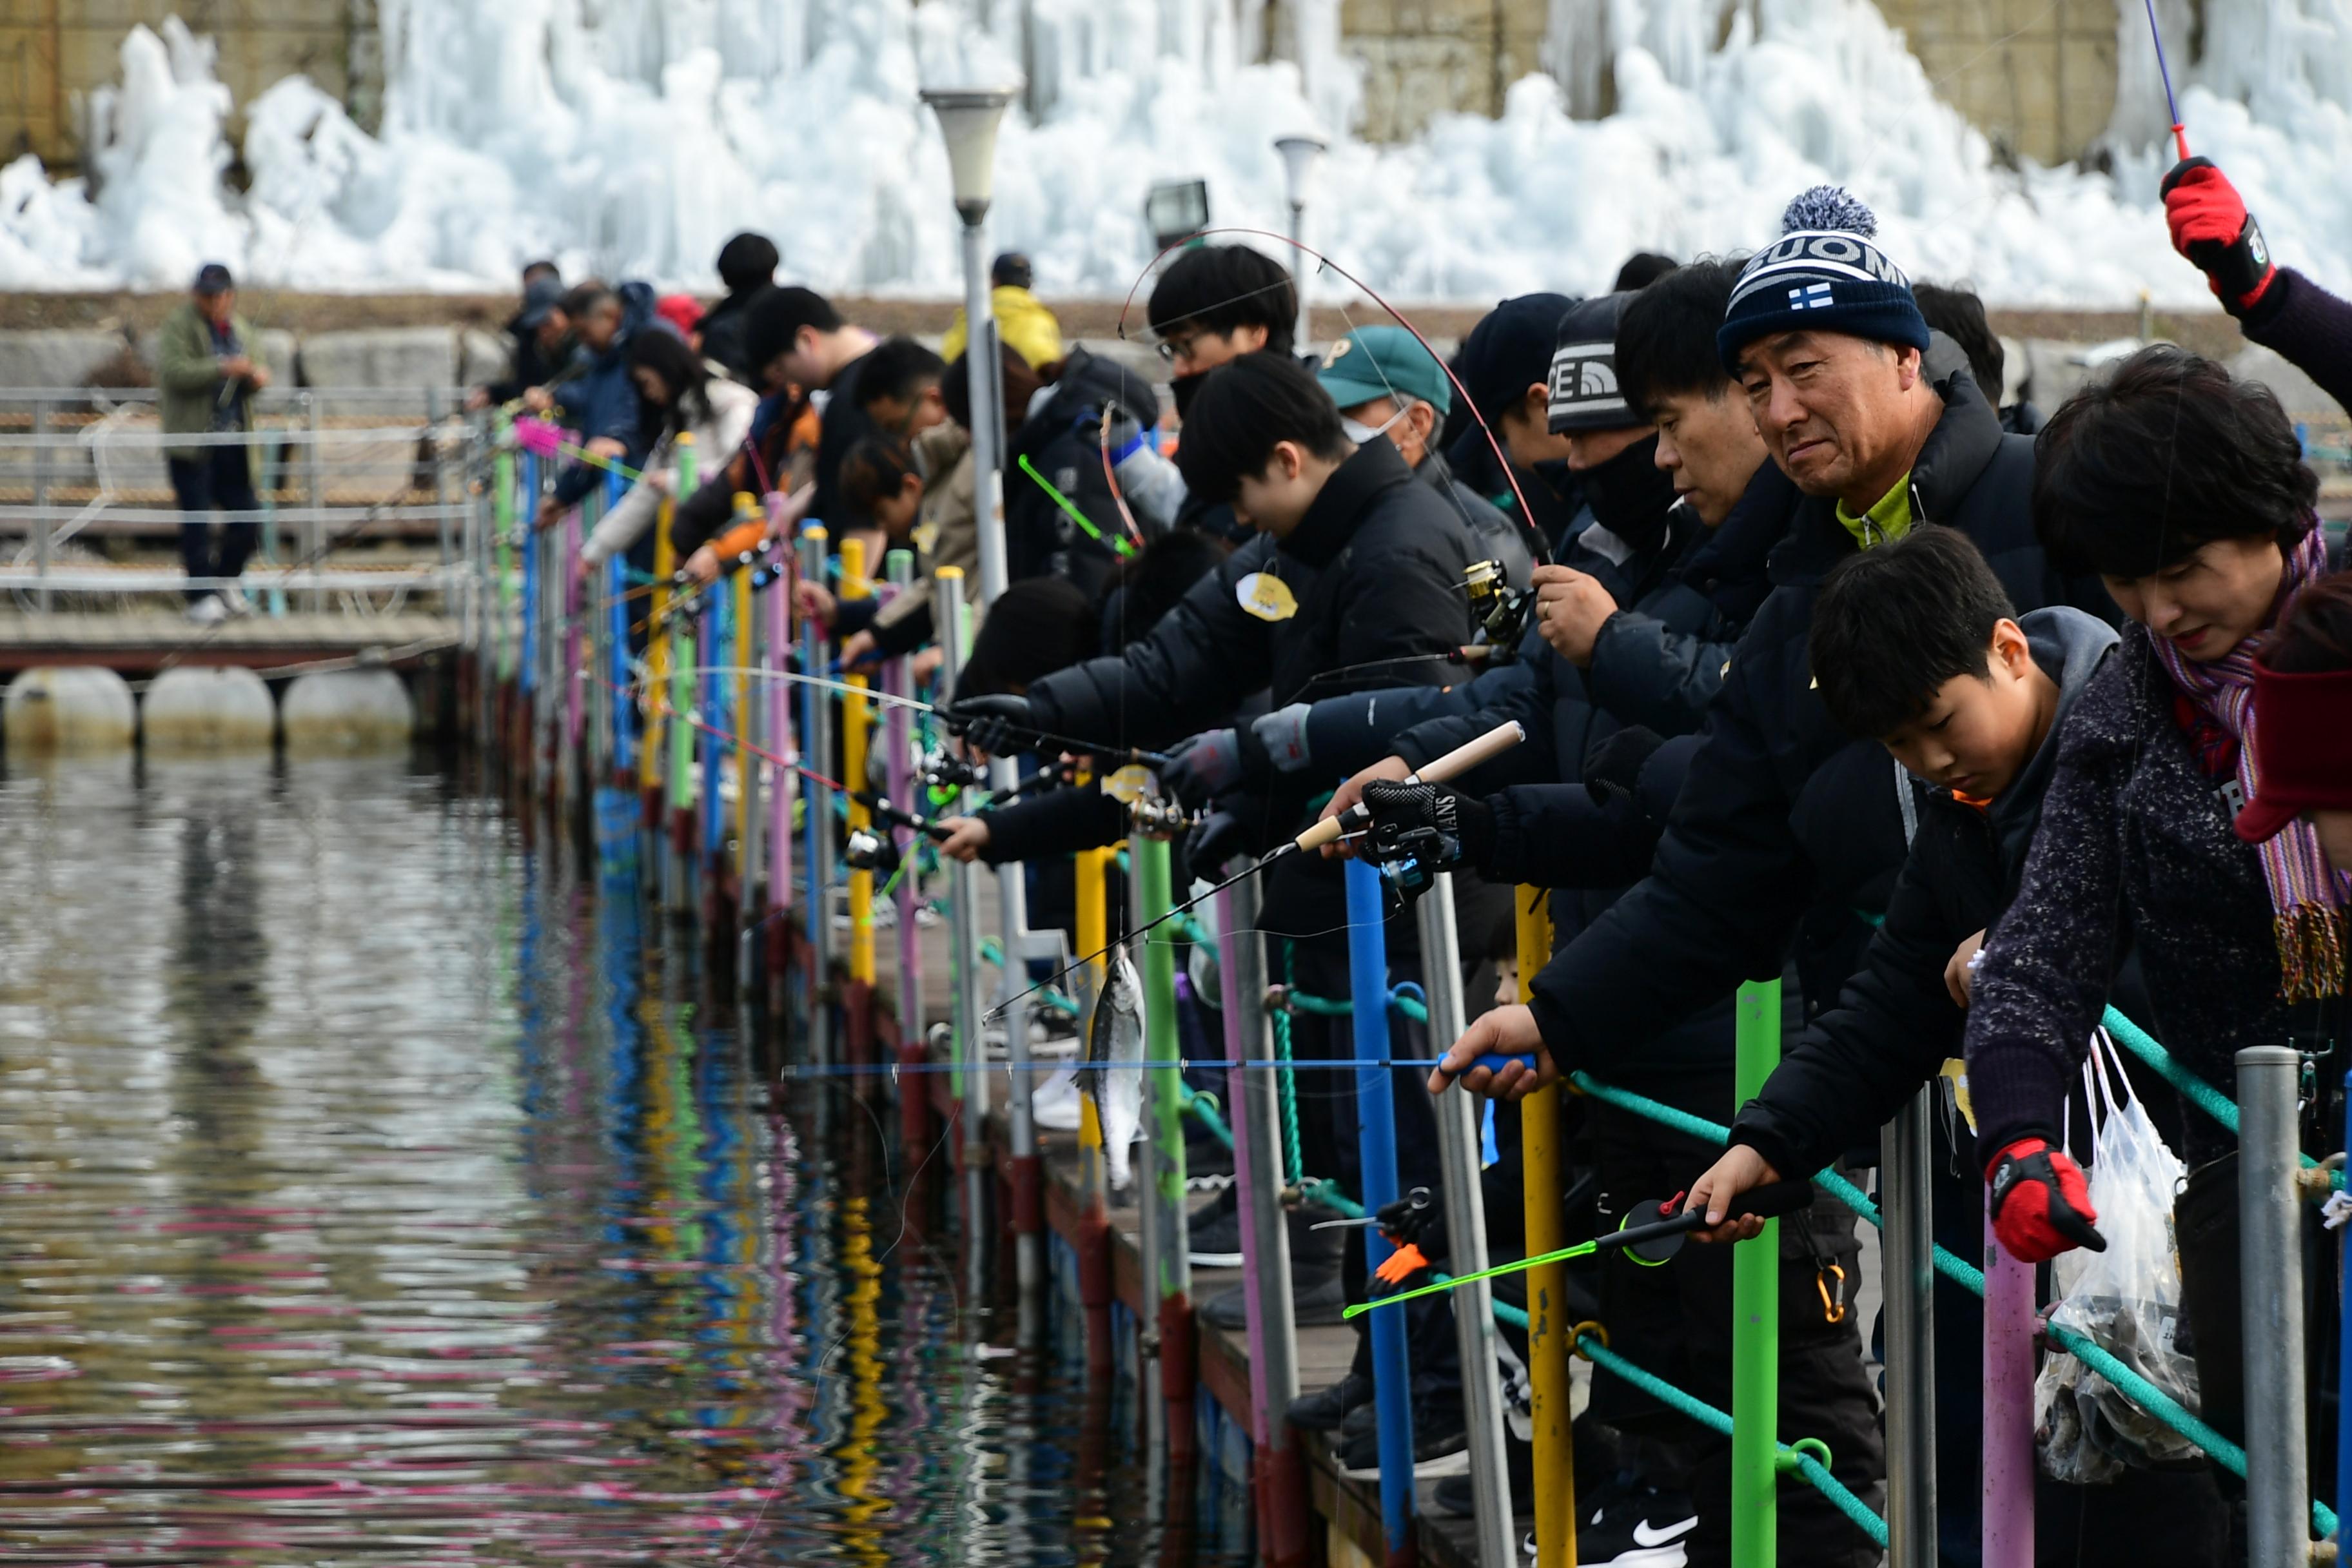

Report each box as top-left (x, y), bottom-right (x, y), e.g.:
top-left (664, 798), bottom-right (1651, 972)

top-left (1155, 331), bottom-right (1203, 366)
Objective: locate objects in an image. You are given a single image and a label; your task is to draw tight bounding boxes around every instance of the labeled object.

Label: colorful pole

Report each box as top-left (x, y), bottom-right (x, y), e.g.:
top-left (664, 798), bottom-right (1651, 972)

top-left (1075, 842), bottom-right (1116, 1371)
top-left (798, 525), bottom-right (834, 1055)
top-left (1518, 890), bottom-right (1575, 1568)
top-left (1346, 856), bottom-right (1415, 1564)
top-left (1883, 1086), bottom-right (1937, 1566)
top-left (840, 536), bottom-right (875, 987)
top-left (1731, 977), bottom-right (1783, 1568)
top-left (884, 549), bottom-right (920, 1047)
top-left (936, 567), bottom-right (984, 1144)
top-left (1983, 1190), bottom-right (2035, 1567)
top-left (765, 498), bottom-right (793, 937)
top-left (1138, 834), bottom-right (1194, 1458)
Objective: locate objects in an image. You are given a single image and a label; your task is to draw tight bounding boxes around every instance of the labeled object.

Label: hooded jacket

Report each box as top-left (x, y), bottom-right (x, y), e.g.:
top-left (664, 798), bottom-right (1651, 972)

top-left (578, 378), bottom-right (760, 566)
top-left (1524, 334), bottom-right (2118, 1078)
top-left (549, 282), bottom-right (656, 509)
top-left (1729, 609), bottom-right (2118, 1180)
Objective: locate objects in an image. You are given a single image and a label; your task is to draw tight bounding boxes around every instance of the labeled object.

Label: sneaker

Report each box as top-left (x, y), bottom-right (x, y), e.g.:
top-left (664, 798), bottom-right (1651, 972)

top-left (1567, 1476), bottom-right (1697, 1567)
top-left (1284, 1371), bottom-right (1373, 1433)
top-left (1186, 1186), bottom-right (1243, 1268)
top-left (1029, 1066), bottom-right (1083, 1133)
top-left (184, 593), bottom-right (228, 626)
top-left (217, 583), bottom-right (253, 616)
top-left (1435, 1426), bottom-right (1533, 1516)
top-left (1338, 1401), bottom-right (1469, 1473)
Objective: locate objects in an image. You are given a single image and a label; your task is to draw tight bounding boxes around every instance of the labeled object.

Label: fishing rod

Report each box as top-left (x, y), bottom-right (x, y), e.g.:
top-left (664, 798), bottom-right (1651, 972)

top-left (983, 718), bottom-right (1526, 1022)
top-left (766, 1055), bottom-right (1508, 1079)
top-left (1342, 1180), bottom-right (1818, 1319)
top-left (2143, 0), bottom-right (2191, 162)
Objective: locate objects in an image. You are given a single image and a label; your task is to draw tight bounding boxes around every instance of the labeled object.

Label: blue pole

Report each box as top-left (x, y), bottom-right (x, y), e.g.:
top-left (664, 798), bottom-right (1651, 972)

top-left (2339, 1068), bottom-right (2351, 1558)
top-left (603, 471), bottom-right (630, 776)
top-left (1344, 856), bottom-right (1415, 1557)
top-left (518, 453), bottom-right (539, 699)
top-left (701, 587), bottom-right (727, 868)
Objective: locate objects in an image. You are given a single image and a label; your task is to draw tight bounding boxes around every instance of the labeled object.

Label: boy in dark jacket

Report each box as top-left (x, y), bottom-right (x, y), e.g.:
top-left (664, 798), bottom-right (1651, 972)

top-left (1683, 527), bottom-right (2115, 1224)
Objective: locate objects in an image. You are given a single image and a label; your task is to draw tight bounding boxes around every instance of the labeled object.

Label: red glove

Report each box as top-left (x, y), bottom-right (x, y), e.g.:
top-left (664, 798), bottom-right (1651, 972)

top-left (2161, 158), bottom-right (2277, 314)
top-left (1986, 1137), bottom-right (2106, 1264)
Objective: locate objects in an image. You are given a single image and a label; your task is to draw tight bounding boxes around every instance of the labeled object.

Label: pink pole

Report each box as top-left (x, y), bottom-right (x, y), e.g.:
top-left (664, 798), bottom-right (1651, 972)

top-left (765, 504), bottom-right (793, 916)
top-left (562, 511), bottom-right (583, 760)
top-left (1983, 1191), bottom-right (2035, 1565)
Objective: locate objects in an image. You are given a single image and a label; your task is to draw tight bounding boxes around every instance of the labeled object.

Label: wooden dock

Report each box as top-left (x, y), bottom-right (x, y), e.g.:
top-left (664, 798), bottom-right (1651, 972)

top-left (0, 611), bottom-right (460, 672)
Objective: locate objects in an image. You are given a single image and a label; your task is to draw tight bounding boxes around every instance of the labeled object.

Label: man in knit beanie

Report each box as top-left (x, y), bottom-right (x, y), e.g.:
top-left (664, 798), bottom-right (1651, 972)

top-left (1429, 186), bottom-right (2119, 1562)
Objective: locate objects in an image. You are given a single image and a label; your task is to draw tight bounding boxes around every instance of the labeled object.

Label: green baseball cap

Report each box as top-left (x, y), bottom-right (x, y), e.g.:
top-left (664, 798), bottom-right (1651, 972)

top-left (1315, 326), bottom-right (1453, 417)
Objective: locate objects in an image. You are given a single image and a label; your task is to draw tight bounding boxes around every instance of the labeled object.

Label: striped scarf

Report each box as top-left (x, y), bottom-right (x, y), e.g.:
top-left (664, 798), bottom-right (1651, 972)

top-left (2151, 525), bottom-right (2348, 1001)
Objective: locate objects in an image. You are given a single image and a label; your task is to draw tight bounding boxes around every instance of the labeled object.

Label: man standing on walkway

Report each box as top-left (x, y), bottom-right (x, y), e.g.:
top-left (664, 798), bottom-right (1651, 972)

top-left (159, 262), bottom-right (269, 624)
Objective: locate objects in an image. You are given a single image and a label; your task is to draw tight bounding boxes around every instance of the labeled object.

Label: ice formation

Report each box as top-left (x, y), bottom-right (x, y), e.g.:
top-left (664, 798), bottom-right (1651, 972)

top-left (2, 0), bottom-right (2349, 305)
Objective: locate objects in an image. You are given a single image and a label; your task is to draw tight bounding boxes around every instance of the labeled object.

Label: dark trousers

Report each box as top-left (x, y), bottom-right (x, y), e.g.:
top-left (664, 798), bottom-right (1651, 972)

top-left (168, 447), bottom-right (260, 602)
top-left (1590, 1075), bottom-right (1886, 1568)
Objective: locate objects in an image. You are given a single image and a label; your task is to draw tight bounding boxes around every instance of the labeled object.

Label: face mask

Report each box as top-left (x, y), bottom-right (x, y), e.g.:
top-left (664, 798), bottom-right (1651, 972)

top-left (1339, 403), bottom-right (1413, 446)
top-left (1578, 434), bottom-right (1679, 545)
top-left (1171, 371), bottom-right (1210, 422)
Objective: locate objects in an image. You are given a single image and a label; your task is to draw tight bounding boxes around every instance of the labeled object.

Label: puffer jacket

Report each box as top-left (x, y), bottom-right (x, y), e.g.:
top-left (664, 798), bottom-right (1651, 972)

top-left (1730, 609), bottom-right (2118, 1179)
top-left (579, 378), bottom-right (760, 566)
top-left (1525, 335), bottom-right (2119, 1081)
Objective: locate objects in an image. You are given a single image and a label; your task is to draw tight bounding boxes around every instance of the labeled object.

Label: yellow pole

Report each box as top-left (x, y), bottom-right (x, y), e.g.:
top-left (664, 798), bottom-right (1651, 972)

top-left (1073, 844), bottom-right (1113, 1190)
top-left (1518, 889), bottom-right (1575, 1568)
top-left (841, 536), bottom-right (874, 986)
top-left (640, 491), bottom-right (676, 795)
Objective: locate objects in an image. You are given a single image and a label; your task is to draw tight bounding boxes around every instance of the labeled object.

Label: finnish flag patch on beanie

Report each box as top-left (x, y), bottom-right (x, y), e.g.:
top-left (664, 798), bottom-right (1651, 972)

top-left (1716, 186), bottom-right (1931, 373)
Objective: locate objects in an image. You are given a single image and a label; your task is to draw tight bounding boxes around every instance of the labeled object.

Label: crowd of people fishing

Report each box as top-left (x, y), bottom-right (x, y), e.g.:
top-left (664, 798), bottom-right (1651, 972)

top-left (433, 141), bottom-right (2352, 1567)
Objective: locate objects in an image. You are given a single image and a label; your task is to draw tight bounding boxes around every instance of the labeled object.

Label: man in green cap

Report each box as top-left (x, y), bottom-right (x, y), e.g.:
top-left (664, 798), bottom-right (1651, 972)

top-left (1318, 325), bottom-right (1534, 588)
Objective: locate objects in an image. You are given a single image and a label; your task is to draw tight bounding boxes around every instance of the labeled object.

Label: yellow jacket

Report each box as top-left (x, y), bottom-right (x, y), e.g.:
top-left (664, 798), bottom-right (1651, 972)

top-left (941, 286), bottom-right (1063, 371)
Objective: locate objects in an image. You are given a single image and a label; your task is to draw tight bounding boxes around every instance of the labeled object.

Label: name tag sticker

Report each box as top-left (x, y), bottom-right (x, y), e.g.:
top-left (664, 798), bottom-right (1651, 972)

top-left (1237, 572), bottom-right (1298, 623)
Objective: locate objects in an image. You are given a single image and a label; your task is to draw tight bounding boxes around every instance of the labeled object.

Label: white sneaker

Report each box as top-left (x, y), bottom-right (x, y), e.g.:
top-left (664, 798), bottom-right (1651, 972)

top-left (185, 594), bottom-right (228, 626)
top-left (217, 584), bottom-right (254, 617)
top-left (1030, 1066), bottom-right (1084, 1133)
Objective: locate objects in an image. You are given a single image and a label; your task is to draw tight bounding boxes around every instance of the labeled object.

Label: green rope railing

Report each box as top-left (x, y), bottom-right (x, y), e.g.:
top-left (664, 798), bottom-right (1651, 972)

top-left (2101, 1005), bottom-right (2334, 1182)
top-left (1182, 1086), bottom-right (1234, 1151)
top-left (1573, 1052), bottom-right (2344, 1541)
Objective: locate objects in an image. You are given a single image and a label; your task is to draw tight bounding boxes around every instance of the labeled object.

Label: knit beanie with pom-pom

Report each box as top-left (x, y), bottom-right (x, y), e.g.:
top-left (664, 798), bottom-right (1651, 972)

top-left (1716, 186), bottom-right (1930, 372)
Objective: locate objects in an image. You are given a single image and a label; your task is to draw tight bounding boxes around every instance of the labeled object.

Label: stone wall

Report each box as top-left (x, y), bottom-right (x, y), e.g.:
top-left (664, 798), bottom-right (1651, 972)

top-left (1343, 0), bottom-right (1549, 140)
top-left (1876, 0), bottom-right (2121, 166)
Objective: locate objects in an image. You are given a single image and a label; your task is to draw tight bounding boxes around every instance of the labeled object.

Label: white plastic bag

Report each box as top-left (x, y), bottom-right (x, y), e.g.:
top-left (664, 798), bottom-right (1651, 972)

top-left (2034, 1029), bottom-right (2202, 1481)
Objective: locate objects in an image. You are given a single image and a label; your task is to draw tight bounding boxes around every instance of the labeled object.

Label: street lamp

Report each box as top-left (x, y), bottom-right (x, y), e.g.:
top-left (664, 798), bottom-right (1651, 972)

top-left (1144, 177), bottom-right (1211, 253)
top-left (1274, 132), bottom-right (1326, 348)
top-left (919, 83), bottom-right (1052, 1300)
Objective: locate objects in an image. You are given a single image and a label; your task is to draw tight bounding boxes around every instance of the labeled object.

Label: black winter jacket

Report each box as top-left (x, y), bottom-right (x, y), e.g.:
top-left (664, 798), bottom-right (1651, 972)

top-left (1525, 336), bottom-right (2118, 1079)
top-left (698, 284), bottom-right (772, 385)
top-left (1006, 347), bottom-right (1163, 597)
top-left (1729, 609), bottom-right (2117, 1181)
top-left (1967, 618), bottom-right (2352, 1166)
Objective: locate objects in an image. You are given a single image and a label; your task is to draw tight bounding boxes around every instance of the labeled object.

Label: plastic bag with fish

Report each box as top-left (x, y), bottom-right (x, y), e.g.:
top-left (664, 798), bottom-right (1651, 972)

top-left (1084, 946), bottom-right (1147, 1191)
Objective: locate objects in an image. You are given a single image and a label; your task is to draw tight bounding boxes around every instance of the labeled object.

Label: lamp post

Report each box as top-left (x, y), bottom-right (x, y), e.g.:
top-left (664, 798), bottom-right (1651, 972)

top-left (1274, 132), bottom-right (1326, 349)
top-left (921, 83), bottom-right (1053, 1304)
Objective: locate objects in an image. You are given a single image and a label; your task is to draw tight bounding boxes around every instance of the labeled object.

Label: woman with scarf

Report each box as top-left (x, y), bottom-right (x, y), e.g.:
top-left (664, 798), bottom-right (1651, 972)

top-left (1966, 346), bottom-right (2349, 1459)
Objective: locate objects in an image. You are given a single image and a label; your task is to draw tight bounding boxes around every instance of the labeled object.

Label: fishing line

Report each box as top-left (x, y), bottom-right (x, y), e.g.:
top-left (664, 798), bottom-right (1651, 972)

top-left (1116, 226), bottom-right (1550, 562)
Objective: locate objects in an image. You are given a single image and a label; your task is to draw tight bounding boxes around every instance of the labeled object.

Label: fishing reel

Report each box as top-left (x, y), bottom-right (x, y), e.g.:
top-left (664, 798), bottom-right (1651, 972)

top-left (921, 751), bottom-right (989, 793)
top-left (1128, 795), bottom-right (1195, 838)
top-left (1463, 558), bottom-right (1533, 665)
top-left (843, 825), bottom-right (902, 878)
top-left (1362, 783), bottom-right (1464, 905)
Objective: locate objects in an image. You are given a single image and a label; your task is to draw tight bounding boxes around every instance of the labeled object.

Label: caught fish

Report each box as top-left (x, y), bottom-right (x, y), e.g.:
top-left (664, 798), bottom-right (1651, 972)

top-left (1084, 946), bottom-right (1146, 1191)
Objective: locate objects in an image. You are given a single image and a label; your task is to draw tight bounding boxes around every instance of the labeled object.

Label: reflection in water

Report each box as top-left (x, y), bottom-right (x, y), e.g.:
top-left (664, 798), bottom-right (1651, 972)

top-left (0, 755), bottom-right (1246, 1565)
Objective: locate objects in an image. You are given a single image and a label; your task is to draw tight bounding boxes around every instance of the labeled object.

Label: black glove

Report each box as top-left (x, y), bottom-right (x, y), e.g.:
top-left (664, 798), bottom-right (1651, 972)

top-left (1184, 796), bottom-right (1265, 876)
top-left (1160, 725), bottom-right (1271, 810)
top-left (1376, 1186), bottom-right (1440, 1250)
top-left (1362, 779), bottom-right (1493, 885)
top-left (945, 694), bottom-right (1035, 757)
top-left (1583, 724), bottom-right (1665, 810)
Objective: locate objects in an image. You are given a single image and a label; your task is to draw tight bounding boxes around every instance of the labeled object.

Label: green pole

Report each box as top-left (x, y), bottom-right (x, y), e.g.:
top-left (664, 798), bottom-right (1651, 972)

top-left (668, 624), bottom-right (695, 814)
top-left (1137, 836), bottom-right (1189, 1303)
top-left (492, 414), bottom-right (516, 681)
top-left (1732, 977), bottom-right (1783, 1568)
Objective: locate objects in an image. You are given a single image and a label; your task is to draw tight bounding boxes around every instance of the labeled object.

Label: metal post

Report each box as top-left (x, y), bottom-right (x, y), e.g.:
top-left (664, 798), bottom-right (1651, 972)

top-left (885, 549), bottom-right (921, 1041)
top-left (30, 399), bottom-right (50, 614)
top-left (1288, 201), bottom-right (1311, 349)
top-left (1075, 841), bottom-right (1117, 1366)
top-left (765, 512), bottom-right (793, 939)
top-left (936, 567), bottom-right (985, 1143)
top-left (1345, 856), bottom-right (1415, 1559)
top-left (1731, 977), bottom-right (1784, 1568)
top-left (735, 559), bottom-right (762, 994)
top-left (700, 560), bottom-right (728, 885)
top-left (1883, 1085), bottom-right (1937, 1566)
top-left (1419, 873), bottom-right (1514, 1568)
top-left (1138, 835), bottom-right (1193, 1451)
top-left (427, 387), bottom-right (455, 580)
top-left (2238, 1044), bottom-right (2308, 1567)
top-left (841, 537), bottom-right (876, 988)
top-left (1983, 1188), bottom-right (2035, 1568)
top-left (798, 526), bottom-right (835, 1052)
top-left (1224, 865), bottom-right (1309, 1567)
top-left (1518, 890), bottom-right (1574, 1568)
top-left (303, 392), bottom-right (324, 612)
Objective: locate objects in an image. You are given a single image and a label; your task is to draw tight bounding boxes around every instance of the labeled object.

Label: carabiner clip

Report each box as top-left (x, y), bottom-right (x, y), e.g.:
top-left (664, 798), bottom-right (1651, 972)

top-left (1815, 1260), bottom-right (1850, 1325)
